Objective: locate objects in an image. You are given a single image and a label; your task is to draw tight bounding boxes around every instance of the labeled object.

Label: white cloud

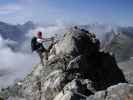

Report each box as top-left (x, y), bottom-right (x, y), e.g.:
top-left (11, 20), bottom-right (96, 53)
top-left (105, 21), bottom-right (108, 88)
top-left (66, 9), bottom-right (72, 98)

top-left (27, 21), bottom-right (67, 39)
top-left (0, 35), bottom-right (39, 88)
top-left (0, 4), bottom-right (22, 14)
top-left (0, 35), bottom-right (18, 48)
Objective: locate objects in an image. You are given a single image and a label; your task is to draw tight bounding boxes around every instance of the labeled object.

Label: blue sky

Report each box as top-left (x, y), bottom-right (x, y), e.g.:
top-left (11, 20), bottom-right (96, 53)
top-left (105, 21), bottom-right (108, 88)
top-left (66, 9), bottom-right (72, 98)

top-left (0, 0), bottom-right (133, 26)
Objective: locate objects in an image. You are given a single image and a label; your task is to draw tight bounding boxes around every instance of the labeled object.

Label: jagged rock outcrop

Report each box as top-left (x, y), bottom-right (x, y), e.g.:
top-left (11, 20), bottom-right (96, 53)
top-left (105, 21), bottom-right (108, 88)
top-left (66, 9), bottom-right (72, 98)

top-left (53, 27), bottom-right (100, 57)
top-left (1, 27), bottom-right (129, 100)
top-left (87, 83), bottom-right (133, 100)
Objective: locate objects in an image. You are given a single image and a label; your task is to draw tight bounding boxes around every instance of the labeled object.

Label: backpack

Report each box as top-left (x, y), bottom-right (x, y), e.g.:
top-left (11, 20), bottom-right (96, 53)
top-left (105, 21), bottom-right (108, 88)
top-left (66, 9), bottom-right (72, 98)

top-left (31, 37), bottom-right (38, 51)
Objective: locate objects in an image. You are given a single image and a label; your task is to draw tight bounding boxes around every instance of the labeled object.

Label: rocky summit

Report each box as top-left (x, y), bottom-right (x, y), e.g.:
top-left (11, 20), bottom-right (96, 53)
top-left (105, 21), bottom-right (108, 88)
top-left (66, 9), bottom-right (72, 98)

top-left (1, 27), bottom-right (133, 100)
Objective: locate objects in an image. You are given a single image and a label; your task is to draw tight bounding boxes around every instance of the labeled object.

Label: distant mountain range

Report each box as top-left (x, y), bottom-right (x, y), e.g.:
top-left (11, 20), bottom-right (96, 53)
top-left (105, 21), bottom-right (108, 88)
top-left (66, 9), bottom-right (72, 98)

top-left (0, 21), bottom-right (36, 43)
top-left (0, 21), bottom-right (36, 51)
top-left (102, 27), bottom-right (133, 62)
top-left (78, 24), bottom-right (133, 62)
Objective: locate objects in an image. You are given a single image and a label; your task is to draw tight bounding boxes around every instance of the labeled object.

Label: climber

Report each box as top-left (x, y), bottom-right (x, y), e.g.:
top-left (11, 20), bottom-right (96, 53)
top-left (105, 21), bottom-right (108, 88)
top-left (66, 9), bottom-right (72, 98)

top-left (31, 31), bottom-right (54, 66)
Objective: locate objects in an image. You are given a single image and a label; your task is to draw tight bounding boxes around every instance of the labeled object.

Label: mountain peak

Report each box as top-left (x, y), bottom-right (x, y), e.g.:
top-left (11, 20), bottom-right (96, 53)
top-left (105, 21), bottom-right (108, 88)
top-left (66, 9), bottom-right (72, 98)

top-left (3, 27), bottom-right (126, 100)
top-left (22, 21), bottom-right (36, 30)
top-left (23, 21), bottom-right (34, 26)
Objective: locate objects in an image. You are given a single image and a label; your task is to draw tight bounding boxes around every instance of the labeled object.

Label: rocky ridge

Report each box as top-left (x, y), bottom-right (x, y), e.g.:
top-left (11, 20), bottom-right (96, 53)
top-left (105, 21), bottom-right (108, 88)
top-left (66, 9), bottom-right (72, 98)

top-left (1, 27), bottom-right (133, 100)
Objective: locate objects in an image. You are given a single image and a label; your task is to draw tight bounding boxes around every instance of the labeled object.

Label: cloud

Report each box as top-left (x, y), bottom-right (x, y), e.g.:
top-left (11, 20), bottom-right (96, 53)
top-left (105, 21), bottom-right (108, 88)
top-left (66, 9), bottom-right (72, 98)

top-left (0, 22), bottom-right (67, 88)
top-left (0, 4), bottom-right (22, 15)
top-left (0, 35), bottom-right (39, 88)
top-left (27, 20), bottom-right (67, 39)
top-left (0, 35), bottom-right (18, 48)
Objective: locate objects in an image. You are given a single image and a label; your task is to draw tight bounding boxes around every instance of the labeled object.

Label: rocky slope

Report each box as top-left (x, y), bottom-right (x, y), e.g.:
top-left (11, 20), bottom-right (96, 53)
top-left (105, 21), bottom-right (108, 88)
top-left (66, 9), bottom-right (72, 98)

top-left (102, 27), bottom-right (133, 62)
top-left (79, 24), bottom-right (133, 62)
top-left (118, 59), bottom-right (133, 84)
top-left (1, 27), bottom-right (133, 100)
top-left (103, 32), bottom-right (133, 62)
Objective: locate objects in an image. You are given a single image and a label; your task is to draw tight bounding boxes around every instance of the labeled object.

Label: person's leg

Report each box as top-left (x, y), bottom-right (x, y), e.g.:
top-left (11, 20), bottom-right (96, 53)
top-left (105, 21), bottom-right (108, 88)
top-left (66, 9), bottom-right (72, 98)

top-left (47, 42), bottom-right (54, 52)
top-left (41, 47), bottom-right (49, 61)
top-left (37, 50), bottom-right (44, 66)
top-left (44, 51), bottom-right (48, 60)
top-left (44, 43), bottom-right (54, 60)
top-left (40, 53), bottom-right (44, 66)
top-left (39, 44), bottom-right (53, 62)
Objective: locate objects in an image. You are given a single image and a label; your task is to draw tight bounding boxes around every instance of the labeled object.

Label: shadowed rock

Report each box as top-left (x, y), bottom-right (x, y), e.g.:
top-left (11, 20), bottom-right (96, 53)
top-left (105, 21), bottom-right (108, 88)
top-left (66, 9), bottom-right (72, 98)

top-left (66, 52), bottom-right (127, 90)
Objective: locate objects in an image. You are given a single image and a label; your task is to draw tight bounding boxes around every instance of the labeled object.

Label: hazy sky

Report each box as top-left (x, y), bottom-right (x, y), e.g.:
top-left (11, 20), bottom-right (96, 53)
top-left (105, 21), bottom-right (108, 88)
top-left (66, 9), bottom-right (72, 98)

top-left (0, 0), bottom-right (133, 26)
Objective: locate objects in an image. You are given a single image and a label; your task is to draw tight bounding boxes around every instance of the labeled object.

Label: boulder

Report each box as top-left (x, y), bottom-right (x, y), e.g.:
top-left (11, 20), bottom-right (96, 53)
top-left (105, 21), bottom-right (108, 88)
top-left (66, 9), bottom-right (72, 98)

top-left (54, 28), bottom-right (99, 57)
top-left (87, 83), bottom-right (133, 100)
top-left (54, 79), bottom-right (93, 100)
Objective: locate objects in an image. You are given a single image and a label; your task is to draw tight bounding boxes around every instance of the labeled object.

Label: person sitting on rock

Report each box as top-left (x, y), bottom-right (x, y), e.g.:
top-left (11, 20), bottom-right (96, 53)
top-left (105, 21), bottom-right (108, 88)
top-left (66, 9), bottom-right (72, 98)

top-left (31, 31), bottom-right (54, 66)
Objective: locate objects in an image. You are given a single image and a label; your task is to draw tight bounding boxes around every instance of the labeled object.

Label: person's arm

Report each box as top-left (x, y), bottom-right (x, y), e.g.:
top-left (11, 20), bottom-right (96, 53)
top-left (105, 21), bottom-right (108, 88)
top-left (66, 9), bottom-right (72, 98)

top-left (42, 37), bottom-right (54, 42)
top-left (37, 37), bottom-right (54, 43)
top-left (44, 38), bottom-right (52, 41)
top-left (36, 38), bottom-right (50, 43)
top-left (37, 38), bottom-right (44, 43)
